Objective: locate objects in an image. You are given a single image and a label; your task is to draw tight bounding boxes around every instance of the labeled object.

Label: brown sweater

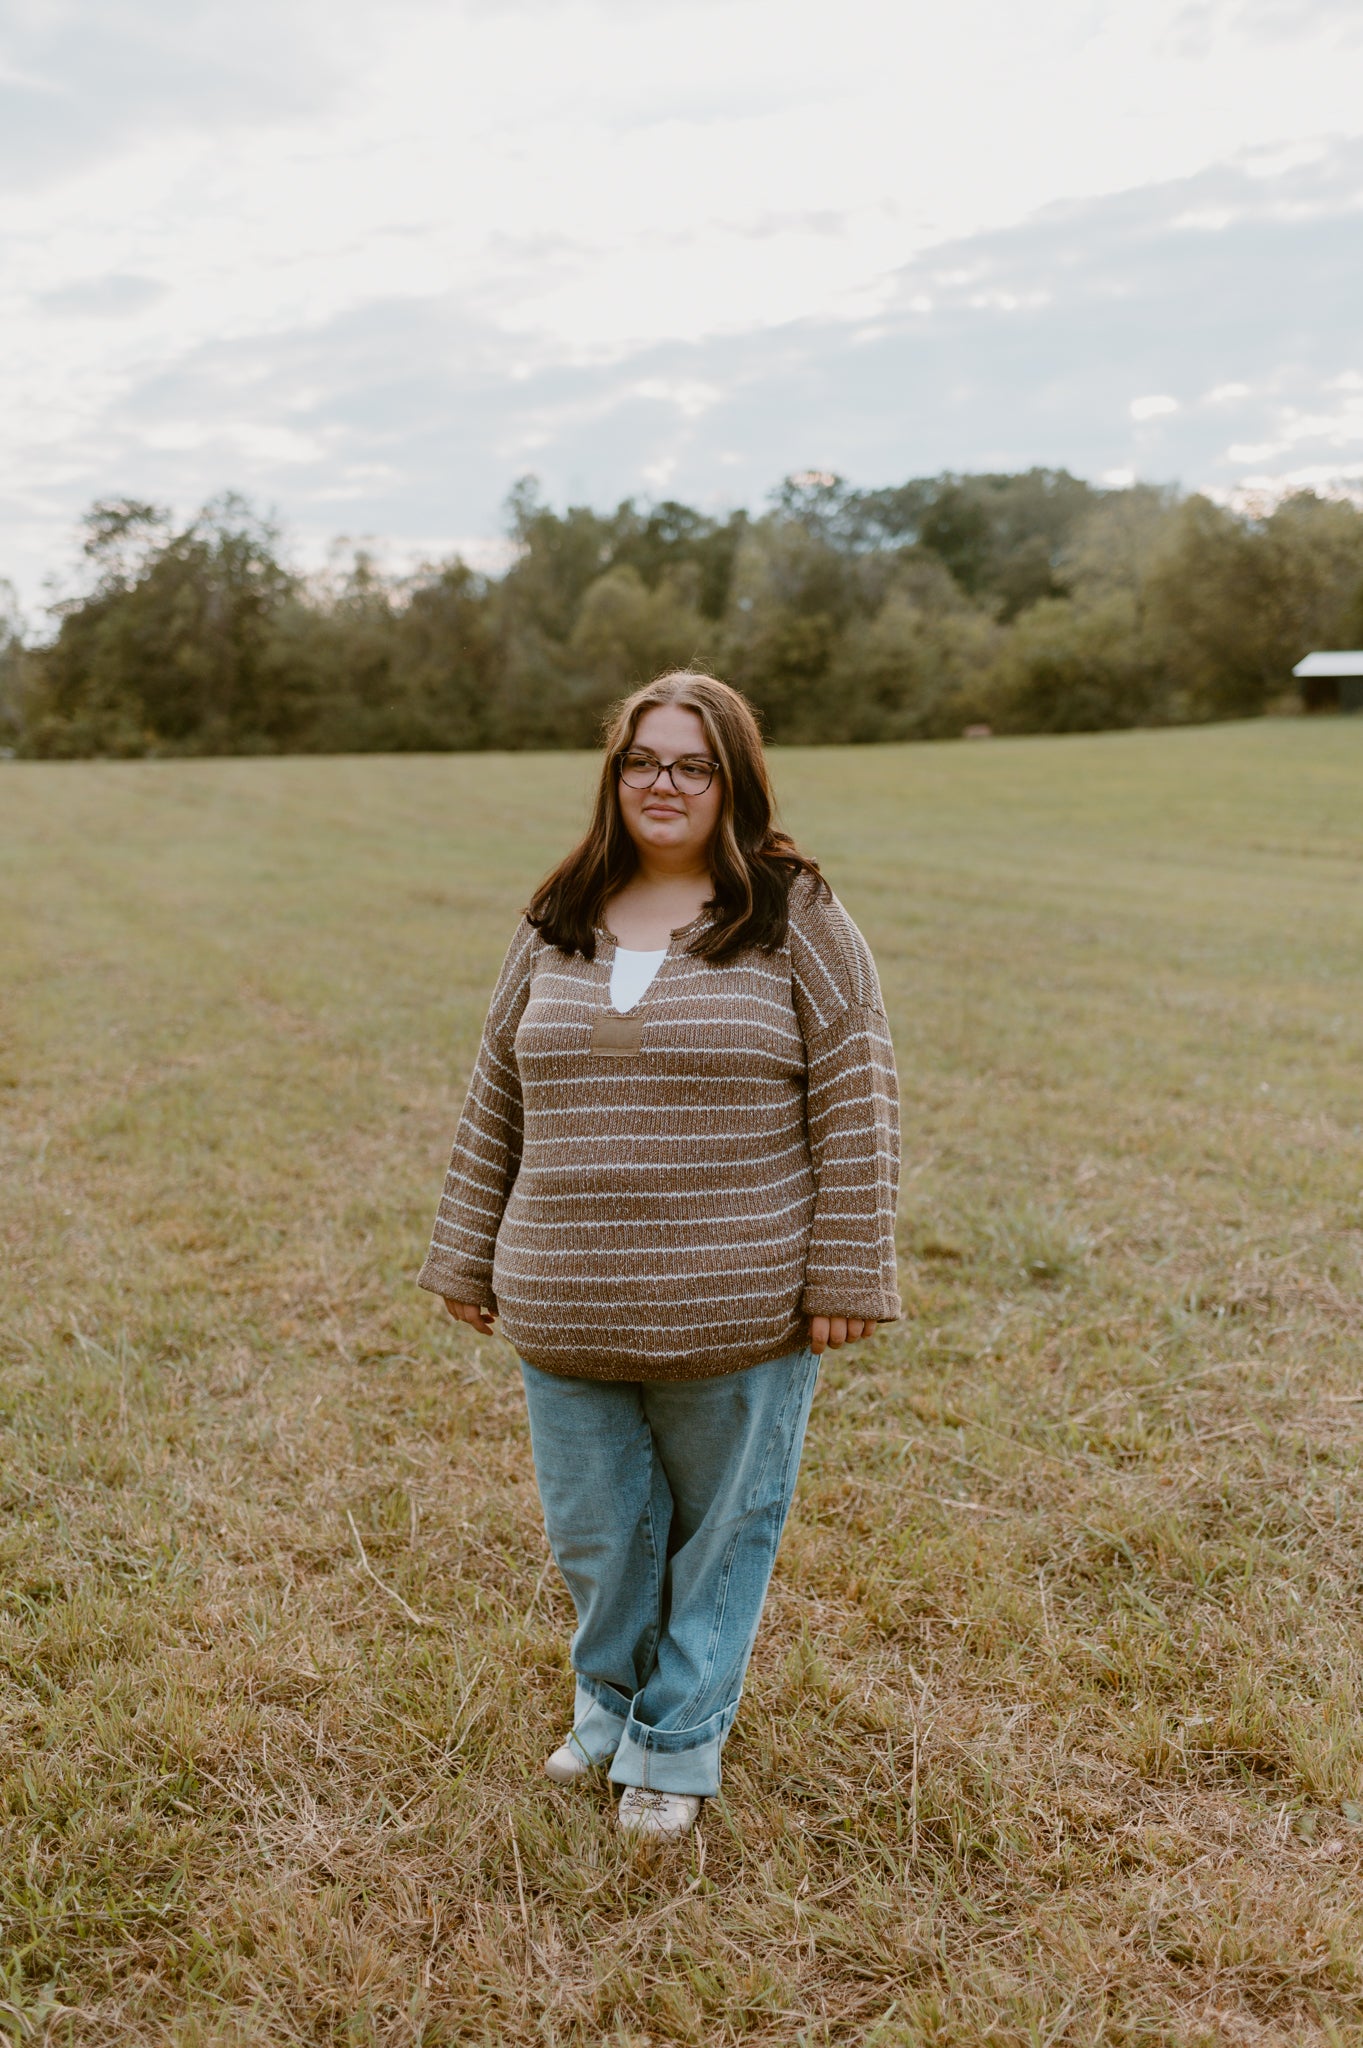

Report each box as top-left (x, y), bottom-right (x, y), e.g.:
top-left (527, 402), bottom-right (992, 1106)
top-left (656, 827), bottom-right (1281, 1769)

top-left (417, 879), bottom-right (901, 1380)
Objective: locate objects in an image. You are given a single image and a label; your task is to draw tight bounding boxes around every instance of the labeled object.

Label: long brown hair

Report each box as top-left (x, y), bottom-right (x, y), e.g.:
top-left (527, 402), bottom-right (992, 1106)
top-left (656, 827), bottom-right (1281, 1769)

top-left (525, 671), bottom-right (825, 962)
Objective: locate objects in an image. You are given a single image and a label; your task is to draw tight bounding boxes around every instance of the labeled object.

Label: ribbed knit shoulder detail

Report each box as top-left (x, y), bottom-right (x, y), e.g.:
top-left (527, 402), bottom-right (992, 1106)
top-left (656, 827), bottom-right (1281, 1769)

top-left (484, 916), bottom-right (540, 1048)
top-left (786, 875), bottom-right (886, 1030)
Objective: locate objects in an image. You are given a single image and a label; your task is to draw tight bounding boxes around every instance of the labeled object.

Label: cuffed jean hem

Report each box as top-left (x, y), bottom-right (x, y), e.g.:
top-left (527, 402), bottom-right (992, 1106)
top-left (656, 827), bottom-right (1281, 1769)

top-left (607, 1702), bottom-right (736, 1797)
top-left (609, 1727), bottom-right (725, 1797)
top-left (571, 1682), bottom-right (732, 1794)
top-left (567, 1681), bottom-right (629, 1766)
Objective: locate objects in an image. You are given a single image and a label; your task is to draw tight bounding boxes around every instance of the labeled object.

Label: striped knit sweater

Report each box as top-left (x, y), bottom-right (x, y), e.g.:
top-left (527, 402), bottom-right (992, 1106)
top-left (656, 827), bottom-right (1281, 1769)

top-left (417, 878), bottom-right (901, 1380)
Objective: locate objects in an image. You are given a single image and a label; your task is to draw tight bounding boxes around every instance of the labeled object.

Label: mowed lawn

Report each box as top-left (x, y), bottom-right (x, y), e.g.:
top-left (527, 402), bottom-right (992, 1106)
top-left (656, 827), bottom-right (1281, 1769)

top-left (2, 721), bottom-right (1363, 2047)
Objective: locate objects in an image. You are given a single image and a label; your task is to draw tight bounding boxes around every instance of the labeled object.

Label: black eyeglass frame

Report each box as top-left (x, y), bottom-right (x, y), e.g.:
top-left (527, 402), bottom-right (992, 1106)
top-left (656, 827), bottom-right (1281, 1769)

top-left (615, 749), bottom-right (721, 795)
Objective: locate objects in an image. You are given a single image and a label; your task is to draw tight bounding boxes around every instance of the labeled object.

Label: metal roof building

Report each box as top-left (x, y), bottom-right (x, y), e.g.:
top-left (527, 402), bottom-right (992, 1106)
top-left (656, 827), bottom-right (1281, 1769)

top-left (1293, 651), bottom-right (1363, 714)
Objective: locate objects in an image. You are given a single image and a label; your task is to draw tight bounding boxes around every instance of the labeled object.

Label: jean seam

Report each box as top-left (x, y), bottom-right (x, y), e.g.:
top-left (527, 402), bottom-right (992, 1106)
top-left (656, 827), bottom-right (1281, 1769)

top-left (638, 1419), bottom-right (665, 1683)
top-left (675, 1524), bottom-right (746, 1730)
top-left (638, 1421), bottom-right (667, 1792)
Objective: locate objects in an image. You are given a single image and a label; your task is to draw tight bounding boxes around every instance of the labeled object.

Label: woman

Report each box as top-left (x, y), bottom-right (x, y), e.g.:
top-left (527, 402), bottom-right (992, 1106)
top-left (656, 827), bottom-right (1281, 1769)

top-left (418, 672), bottom-right (900, 1838)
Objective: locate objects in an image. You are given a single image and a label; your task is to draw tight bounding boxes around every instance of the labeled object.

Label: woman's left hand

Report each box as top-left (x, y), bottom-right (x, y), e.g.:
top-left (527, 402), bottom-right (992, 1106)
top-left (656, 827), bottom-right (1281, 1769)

top-left (809, 1315), bottom-right (877, 1355)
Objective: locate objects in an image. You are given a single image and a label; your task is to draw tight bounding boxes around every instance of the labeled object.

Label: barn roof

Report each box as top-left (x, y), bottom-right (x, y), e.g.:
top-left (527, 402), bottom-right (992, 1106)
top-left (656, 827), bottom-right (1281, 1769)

top-left (1294, 651), bottom-right (1363, 678)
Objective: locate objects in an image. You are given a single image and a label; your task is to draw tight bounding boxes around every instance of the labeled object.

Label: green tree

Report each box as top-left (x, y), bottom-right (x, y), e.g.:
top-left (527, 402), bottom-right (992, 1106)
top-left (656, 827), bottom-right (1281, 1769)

top-left (721, 517), bottom-right (856, 741)
top-left (259, 548), bottom-right (501, 753)
top-left (828, 587), bottom-right (1001, 740)
top-left (1060, 483), bottom-right (1180, 630)
top-left (984, 594), bottom-right (1164, 733)
top-left (493, 480), bottom-right (618, 746)
top-left (843, 468), bottom-right (1098, 618)
top-left (259, 547), bottom-right (403, 752)
top-left (1145, 492), bottom-right (1363, 720)
top-left (500, 479), bottom-right (615, 643)
top-left (1256, 492), bottom-right (1363, 670)
top-left (391, 560), bottom-right (500, 750)
top-left (606, 500), bottom-right (747, 619)
top-left (27, 496), bottom-right (298, 755)
top-left (567, 565), bottom-right (715, 701)
top-left (0, 580), bottom-right (26, 752)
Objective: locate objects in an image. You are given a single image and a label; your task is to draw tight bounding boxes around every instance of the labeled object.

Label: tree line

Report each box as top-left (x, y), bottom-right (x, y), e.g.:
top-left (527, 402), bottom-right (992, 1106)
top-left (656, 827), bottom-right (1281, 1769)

top-left (5, 468), bottom-right (1362, 759)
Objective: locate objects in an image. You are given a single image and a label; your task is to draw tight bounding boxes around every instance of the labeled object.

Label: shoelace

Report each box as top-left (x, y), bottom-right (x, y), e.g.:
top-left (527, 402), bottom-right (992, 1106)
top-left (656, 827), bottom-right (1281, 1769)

top-left (630, 1789), bottom-right (675, 1813)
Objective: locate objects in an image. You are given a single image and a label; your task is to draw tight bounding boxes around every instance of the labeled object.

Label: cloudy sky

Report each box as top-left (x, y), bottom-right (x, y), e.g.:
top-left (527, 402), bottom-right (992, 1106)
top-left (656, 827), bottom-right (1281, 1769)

top-left (3, 0), bottom-right (1362, 607)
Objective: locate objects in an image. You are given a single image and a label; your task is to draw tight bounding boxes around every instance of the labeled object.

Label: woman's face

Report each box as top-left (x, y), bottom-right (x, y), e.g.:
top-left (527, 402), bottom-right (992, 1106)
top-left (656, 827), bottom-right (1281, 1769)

top-left (616, 703), bottom-right (723, 868)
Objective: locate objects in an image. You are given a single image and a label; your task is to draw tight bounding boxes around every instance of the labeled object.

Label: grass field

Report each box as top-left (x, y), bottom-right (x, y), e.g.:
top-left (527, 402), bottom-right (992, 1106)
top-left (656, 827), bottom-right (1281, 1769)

top-left (2, 719), bottom-right (1363, 2046)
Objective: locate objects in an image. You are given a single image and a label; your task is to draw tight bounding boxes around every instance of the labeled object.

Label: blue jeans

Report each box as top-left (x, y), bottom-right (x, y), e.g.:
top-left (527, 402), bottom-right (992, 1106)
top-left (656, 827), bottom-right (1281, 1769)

top-left (519, 1346), bottom-right (820, 1796)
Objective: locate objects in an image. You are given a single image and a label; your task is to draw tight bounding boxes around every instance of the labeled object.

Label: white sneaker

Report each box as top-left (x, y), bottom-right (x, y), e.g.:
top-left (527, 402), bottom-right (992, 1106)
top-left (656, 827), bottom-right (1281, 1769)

top-left (617, 1786), bottom-right (704, 1838)
top-left (543, 1740), bottom-right (599, 1784)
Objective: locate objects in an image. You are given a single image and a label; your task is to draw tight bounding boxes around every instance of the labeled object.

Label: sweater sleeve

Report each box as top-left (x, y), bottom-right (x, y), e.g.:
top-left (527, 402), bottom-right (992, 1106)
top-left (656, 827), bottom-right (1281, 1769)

top-left (789, 884), bottom-right (902, 1324)
top-left (416, 919), bottom-right (537, 1307)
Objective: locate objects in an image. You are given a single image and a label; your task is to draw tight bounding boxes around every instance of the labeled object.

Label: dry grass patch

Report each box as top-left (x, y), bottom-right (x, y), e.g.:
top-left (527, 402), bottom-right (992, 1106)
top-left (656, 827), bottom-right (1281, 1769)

top-left (2, 723), bottom-right (1362, 2043)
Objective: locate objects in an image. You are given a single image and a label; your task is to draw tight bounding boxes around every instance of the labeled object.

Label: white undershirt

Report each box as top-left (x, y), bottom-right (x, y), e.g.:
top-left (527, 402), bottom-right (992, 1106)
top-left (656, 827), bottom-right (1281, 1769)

top-left (609, 946), bottom-right (667, 1014)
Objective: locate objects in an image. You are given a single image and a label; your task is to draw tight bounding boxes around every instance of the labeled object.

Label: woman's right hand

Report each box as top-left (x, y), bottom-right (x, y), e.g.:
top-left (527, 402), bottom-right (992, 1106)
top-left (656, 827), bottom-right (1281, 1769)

top-left (443, 1298), bottom-right (496, 1336)
top-left (808, 1315), bottom-right (877, 1355)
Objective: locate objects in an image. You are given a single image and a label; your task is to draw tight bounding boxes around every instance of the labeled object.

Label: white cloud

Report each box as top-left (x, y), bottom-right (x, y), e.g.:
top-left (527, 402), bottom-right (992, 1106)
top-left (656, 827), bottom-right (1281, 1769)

top-left (1130, 394), bottom-right (1181, 420)
top-left (1227, 390), bottom-right (1363, 465)
top-left (1172, 207), bottom-right (1242, 230)
top-left (629, 380), bottom-right (725, 420)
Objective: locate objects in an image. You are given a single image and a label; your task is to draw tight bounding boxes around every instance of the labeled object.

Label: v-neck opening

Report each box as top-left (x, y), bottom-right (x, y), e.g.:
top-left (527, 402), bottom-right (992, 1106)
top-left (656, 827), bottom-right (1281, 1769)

top-left (608, 943), bottom-right (669, 1018)
top-left (595, 919), bottom-right (704, 1019)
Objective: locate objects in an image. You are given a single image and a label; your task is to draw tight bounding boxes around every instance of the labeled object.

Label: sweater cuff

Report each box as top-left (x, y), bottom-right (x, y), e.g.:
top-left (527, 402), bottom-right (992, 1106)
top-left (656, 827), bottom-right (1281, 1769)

top-left (801, 1282), bottom-right (902, 1322)
top-left (417, 1249), bottom-right (496, 1307)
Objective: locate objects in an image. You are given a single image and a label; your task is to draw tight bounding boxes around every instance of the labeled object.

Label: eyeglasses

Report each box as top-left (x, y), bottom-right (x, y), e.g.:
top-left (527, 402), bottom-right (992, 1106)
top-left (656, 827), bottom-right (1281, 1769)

top-left (616, 749), bottom-right (720, 795)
